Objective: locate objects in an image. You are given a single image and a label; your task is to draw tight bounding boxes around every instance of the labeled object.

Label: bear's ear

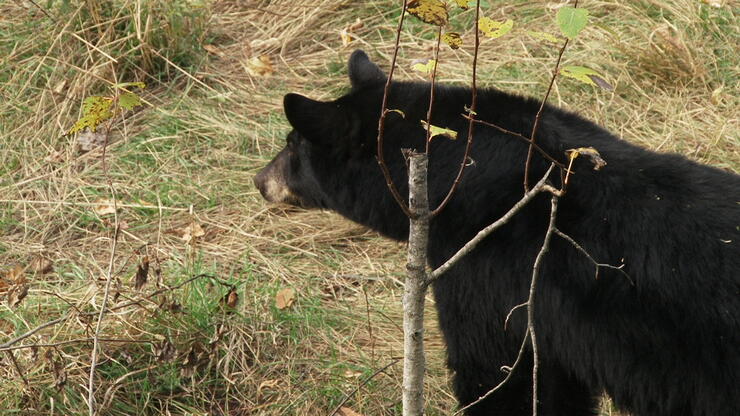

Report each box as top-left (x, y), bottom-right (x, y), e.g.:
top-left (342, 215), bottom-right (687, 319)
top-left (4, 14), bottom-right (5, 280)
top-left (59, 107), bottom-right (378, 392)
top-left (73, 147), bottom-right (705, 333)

top-left (348, 50), bottom-right (386, 89)
top-left (283, 93), bottom-right (353, 146)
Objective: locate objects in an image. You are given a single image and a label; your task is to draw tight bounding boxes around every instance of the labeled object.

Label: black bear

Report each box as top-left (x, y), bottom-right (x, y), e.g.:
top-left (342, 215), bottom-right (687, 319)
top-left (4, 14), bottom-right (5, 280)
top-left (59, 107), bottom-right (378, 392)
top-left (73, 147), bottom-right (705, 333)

top-left (254, 50), bottom-right (740, 416)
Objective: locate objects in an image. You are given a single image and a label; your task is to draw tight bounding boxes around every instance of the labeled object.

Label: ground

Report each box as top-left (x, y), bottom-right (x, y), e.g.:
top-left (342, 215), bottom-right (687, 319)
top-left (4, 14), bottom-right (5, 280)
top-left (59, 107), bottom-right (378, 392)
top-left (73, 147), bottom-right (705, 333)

top-left (0, 1), bottom-right (737, 415)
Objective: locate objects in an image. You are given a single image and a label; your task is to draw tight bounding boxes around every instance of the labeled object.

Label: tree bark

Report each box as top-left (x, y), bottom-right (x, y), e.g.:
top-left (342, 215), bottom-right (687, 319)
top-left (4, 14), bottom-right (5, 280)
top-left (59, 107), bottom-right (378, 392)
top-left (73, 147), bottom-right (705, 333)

top-left (403, 152), bottom-right (430, 416)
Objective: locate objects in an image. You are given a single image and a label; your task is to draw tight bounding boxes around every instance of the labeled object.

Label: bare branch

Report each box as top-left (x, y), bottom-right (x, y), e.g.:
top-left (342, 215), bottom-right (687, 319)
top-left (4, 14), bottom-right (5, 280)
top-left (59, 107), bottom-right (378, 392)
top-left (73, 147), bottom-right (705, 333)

top-left (455, 326), bottom-right (530, 415)
top-left (469, 118), bottom-right (565, 169)
top-left (504, 302), bottom-right (528, 331)
top-left (0, 314), bottom-right (70, 349)
top-left (455, 195), bottom-right (560, 415)
top-left (429, 164), bottom-right (555, 282)
top-left (553, 229), bottom-right (634, 285)
top-left (376, 0), bottom-right (413, 218)
top-left (528, 195), bottom-right (560, 416)
top-left (424, 25), bottom-right (444, 155)
top-left (431, 1), bottom-right (482, 217)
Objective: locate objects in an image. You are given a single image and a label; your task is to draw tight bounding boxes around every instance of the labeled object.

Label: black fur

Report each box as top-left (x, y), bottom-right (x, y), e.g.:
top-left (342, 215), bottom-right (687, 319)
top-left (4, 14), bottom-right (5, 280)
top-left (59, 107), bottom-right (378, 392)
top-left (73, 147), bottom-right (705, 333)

top-left (255, 50), bottom-right (740, 415)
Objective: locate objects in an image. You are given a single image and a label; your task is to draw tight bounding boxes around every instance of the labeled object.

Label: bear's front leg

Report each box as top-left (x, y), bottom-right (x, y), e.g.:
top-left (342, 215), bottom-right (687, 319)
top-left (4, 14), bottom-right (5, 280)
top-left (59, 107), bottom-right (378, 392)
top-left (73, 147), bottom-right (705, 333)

top-left (453, 356), bottom-right (597, 416)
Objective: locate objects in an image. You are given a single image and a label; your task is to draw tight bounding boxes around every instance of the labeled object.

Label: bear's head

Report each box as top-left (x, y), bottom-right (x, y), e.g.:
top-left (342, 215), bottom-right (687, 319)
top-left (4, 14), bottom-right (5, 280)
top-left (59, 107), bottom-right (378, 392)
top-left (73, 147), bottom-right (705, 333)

top-left (253, 50), bottom-right (429, 240)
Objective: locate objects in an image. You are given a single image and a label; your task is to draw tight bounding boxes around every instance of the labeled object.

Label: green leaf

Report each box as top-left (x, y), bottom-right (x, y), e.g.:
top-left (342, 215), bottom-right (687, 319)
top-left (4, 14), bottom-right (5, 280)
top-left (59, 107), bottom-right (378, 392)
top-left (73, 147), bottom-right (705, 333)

top-left (479, 17), bottom-right (514, 39)
top-left (118, 92), bottom-right (143, 111)
top-left (420, 120), bottom-right (457, 140)
top-left (556, 7), bottom-right (589, 39)
top-left (527, 30), bottom-right (561, 44)
top-left (560, 66), bottom-right (613, 90)
top-left (112, 81), bottom-right (146, 90)
top-left (406, 0), bottom-right (448, 26)
top-left (68, 96), bottom-right (114, 134)
top-left (442, 32), bottom-right (463, 49)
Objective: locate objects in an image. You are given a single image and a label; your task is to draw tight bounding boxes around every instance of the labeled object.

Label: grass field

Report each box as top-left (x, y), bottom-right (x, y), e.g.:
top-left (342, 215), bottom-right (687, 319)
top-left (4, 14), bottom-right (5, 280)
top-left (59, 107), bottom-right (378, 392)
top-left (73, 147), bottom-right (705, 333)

top-left (0, 0), bottom-right (737, 415)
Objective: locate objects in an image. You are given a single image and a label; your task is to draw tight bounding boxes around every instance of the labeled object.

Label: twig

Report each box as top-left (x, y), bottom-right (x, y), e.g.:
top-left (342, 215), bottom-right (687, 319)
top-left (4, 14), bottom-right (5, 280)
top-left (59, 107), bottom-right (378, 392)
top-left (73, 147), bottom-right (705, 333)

top-left (455, 326), bottom-right (530, 414)
top-left (376, 0), bottom-right (412, 218)
top-left (26, 0), bottom-right (57, 22)
top-left (0, 314), bottom-right (70, 349)
top-left (524, 0), bottom-right (579, 191)
top-left (504, 302), bottom-right (528, 331)
top-left (468, 118), bottom-right (565, 169)
top-left (553, 229), bottom-right (633, 285)
top-left (431, 1), bottom-right (481, 217)
top-left (424, 25), bottom-right (444, 155)
top-left (527, 195), bottom-right (560, 416)
top-left (89, 101), bottom-right (122, 416)
top-left (328, 359), bottom-right (400, 416)
top-left (0, 338), bottom-right (153, 353)
top-left (429, 164), bottom-right (555, 282)
top-left (455, 195), bottom-right (560, 415)
top-left (5, 350), bottom-right (30, 388)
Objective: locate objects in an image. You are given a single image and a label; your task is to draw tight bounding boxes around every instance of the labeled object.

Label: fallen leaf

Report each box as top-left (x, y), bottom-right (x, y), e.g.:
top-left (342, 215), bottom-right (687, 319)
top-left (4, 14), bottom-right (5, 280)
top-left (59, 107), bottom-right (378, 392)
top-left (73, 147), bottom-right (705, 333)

top-left (153, 339), bottom-right (176, 362)
top-left (94, 198), bottom-right (117, 216)
top-left (275, 288), bottom-right (295, 309)
top-left (30, 256), bottom-right (54, 274)
top-left (340, 17), bottom-right (364, 47)
top-left (134, 255), bottom-right (149, 290)
top-left (181, 222), bottom-right (205, 243)
top-left (257, 379), bottom-right (280, 396)
top-left (337, 407), bottom-right (364, 416)
top-left (52, 79), bottom-right (67, 95)
top-left (78, 129), bottom-right (107, 152)
top-left (203, 44), bottom-right (225, 57)
top-left (221, 287), bottom-right (239, 309)
top-left (246, 55), bottom-right (274, 77)
top-left (701, 0), bottom-right (722, 7)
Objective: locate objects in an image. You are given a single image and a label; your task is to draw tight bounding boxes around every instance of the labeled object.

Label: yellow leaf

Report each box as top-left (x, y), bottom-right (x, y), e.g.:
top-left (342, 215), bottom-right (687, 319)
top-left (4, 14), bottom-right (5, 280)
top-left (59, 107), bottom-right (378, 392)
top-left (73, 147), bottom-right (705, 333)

top-left (275, 288), bottom-right (296, 309)
top-left (527, 30), bottom-right (561, 43)
top-left (442, 32), bottom-right (463, 49)
top-left (560, 66), bottom-right (613, 90)
top-left (453, 0), bottom-right (475, 9)
top-left (412, 58), bottom-right (436, 75)
top-left (246, 55), bottom-right (274, 77)
top-left (479, 17), bottom-right (514, 39)
top-left (407, 0), bottom-right (448, 26)
top-left (420, 120), bottom-right (457, 140)
top-left (68, 96), bottom-right (113, 135)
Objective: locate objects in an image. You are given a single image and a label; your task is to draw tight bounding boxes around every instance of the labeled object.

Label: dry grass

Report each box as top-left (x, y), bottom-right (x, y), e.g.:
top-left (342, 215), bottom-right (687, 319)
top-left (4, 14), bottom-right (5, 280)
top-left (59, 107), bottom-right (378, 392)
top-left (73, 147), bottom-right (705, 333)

top-left (0, 0), bottom-right (737, 415)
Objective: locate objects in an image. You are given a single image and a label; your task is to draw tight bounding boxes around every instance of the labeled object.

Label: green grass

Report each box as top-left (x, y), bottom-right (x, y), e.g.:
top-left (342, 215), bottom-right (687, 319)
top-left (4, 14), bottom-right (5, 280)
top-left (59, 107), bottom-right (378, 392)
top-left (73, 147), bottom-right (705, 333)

top-left (0, 0), bottom-right (737, 415)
